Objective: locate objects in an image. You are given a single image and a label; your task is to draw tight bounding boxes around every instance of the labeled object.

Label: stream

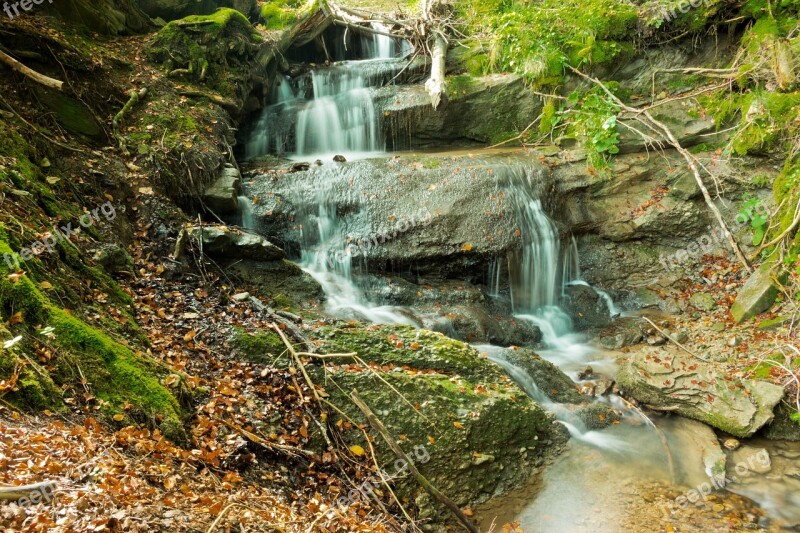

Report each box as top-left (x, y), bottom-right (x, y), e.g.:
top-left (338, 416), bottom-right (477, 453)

top-left (239, 26), bottom-right (800, 532)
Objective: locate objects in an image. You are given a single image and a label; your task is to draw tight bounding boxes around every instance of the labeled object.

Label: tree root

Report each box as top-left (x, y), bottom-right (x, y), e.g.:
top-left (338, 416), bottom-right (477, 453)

top-left (0, 50), bottom-right (63, 91)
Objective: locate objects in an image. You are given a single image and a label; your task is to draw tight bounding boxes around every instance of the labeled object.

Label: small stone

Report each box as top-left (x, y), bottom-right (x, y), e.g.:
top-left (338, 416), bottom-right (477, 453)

top-left (727, 336), bottom-right (741, 347)
top-left (232, 292), bottom-right (251, 302)
top-left (40, 157), bottom-right (51, 168)
top-left (711, 322), bottom-right (726, 332)
top-left (674, 330), bottom-right (689, 343)
top-left (333, 154), bottom-right (347, 162)
top-left (647, 335), bottom-right (667, 346)
top-left (690, 291), bottom-right (716, 311)
top-left (578, 366), bottom-right (594, 380)
top-left (723, 438), bottom-right (741, 451)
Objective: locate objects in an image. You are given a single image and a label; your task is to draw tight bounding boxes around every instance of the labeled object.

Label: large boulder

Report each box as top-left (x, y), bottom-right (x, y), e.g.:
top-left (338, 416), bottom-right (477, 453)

top-left (731, 264), bottom-right (781, 323)
top-left (248, 153), bottom-right (551, 278)
top-left (616, 346), bottom-right (785, 437)
top-left (309, 325), bottom-right (567, 522)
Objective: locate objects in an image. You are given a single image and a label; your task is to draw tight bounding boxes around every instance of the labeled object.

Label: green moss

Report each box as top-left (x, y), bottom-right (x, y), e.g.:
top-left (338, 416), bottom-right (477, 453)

top-left (260, 0), bottom-right (300, 30)
top-left (458, 0), bottom-right (638, 85)
top-left (230, 327), bottom-right (287, 363)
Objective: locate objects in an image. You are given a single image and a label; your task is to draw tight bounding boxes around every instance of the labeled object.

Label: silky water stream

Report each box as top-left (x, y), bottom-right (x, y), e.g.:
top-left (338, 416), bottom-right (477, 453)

top-left (239, 28), bottom-right (800, 532)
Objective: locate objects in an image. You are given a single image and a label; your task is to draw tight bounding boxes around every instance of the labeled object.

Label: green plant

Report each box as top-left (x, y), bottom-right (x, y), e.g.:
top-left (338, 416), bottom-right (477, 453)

top-left (739, 195), bottom-right (769, 245)
top-left (566, 89), bottom-right (621, 166)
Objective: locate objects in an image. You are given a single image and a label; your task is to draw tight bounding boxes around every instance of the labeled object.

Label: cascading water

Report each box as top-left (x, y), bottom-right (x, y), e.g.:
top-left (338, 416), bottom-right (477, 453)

top-left (244, 28), bottom-right (409, 161)
top-left (293, 171), bottom-right (417, 325)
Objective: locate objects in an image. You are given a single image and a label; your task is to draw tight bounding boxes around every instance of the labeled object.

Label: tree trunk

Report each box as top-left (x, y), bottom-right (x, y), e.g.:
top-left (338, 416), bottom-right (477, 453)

top-left (425, 35), bottom-right (448, 109)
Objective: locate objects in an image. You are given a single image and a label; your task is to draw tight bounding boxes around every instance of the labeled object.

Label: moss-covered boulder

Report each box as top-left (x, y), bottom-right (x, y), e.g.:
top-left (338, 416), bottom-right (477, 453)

top-left (309, 324), bottom-right (566, 521)
top-left (147, 9), bottom-right (263, 100)
top-left (135, 0), bottom-right (258, 21)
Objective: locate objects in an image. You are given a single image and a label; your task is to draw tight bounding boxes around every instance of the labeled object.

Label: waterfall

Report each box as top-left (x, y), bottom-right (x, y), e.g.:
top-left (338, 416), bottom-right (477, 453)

top-left (294, 65), bottom-right (381, 157)
top-left (245, 27), bottom-right (408, 161)
top-left (294, 172), bottom-right (416, 325)
top-left (238, 196), bottom-right (255, 230)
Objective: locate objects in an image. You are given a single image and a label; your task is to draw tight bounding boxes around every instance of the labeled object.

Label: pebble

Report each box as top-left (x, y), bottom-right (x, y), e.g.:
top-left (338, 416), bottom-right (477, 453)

top-left (232, 292), bottom-right (251, 301)
top-left (723, 438), bottom-right (741, 451)
top-left (728, 336), bottom-right (741, 347)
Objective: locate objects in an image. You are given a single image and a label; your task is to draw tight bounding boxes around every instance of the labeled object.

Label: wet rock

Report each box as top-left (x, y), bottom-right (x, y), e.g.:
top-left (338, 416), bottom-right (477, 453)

top-left (498, 348), bottom-right (584, 404)
top-left (186, 226), bottom-right (285, 261)
top-left (289, 162), bottom-right (310, 172)
top-left (723, 438), bottom-right (741, 451)
top-left (597, 317), bottom-right (644, 350)
top-left (333, 155), bottom-right (346, 162)
top-left (202, 166), bottom-right (241, 215)
top-left (578, 366), bottom-right (594, 380)
top-left (646, 334), bottom-right (667, 346)
top-left (576, 402), bottom-right (622, 429)
top-left (561, 284), bottom-right (612, 331)
top-left (689, 291), bottom-right (716, 311)
top-left (616, 348), bottom-right (785, 438)
top-left (731, 446), bottom-right (771, 474)
top-left (678, 418), bottom-right (727, 485)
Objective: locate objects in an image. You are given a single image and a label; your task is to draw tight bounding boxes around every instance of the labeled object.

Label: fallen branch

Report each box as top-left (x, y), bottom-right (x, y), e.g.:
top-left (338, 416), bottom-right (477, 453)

top-left (641, 316), bottom-right (709, 362)
top-left (0, 481), bottom-right (55, 501)
top-left (350, 390), bottom-right (478, 533)
top-left (217, 418), bottom-right (317, 460)
top-left (569, 66), bottom-right (752, 273)
top-left (0, 50), bottom-right (63, 91)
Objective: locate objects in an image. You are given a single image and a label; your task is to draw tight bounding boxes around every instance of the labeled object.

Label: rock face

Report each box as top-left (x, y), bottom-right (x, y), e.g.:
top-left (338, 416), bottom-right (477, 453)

top-left (203, 165), bottom-right (242, 215)
top-left (616, 347), bottom-right (784, 437)
top-left (186, 226), bottom-right (286, 261)
top-left (248, 153), bottom-right (551, 277)
top-left (375, 74), bottom-right (541, 148)
top-left (731, 264), bottom-right (781, 323)
top-left (309, 325), bottom-right (566, 522)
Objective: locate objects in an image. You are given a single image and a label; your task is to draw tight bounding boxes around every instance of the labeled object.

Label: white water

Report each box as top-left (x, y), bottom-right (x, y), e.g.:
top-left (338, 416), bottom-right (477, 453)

top-left (295, 173), bottom-right (417, 325)
top-left (245, 29), bottom-right (408, 161)
top-left (238, 195), bottom-right (255, 230)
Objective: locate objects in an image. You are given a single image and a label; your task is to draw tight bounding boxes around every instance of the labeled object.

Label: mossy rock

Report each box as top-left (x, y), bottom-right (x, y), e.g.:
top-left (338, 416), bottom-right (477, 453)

top-left (147, 8), bottom-right (262, 98)
top-left (229, 327), bottom-right (287, 363)
top-left (307, 324), bottom-right (566, 520)
top-left (32, 87), bottom-right (105, 141)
